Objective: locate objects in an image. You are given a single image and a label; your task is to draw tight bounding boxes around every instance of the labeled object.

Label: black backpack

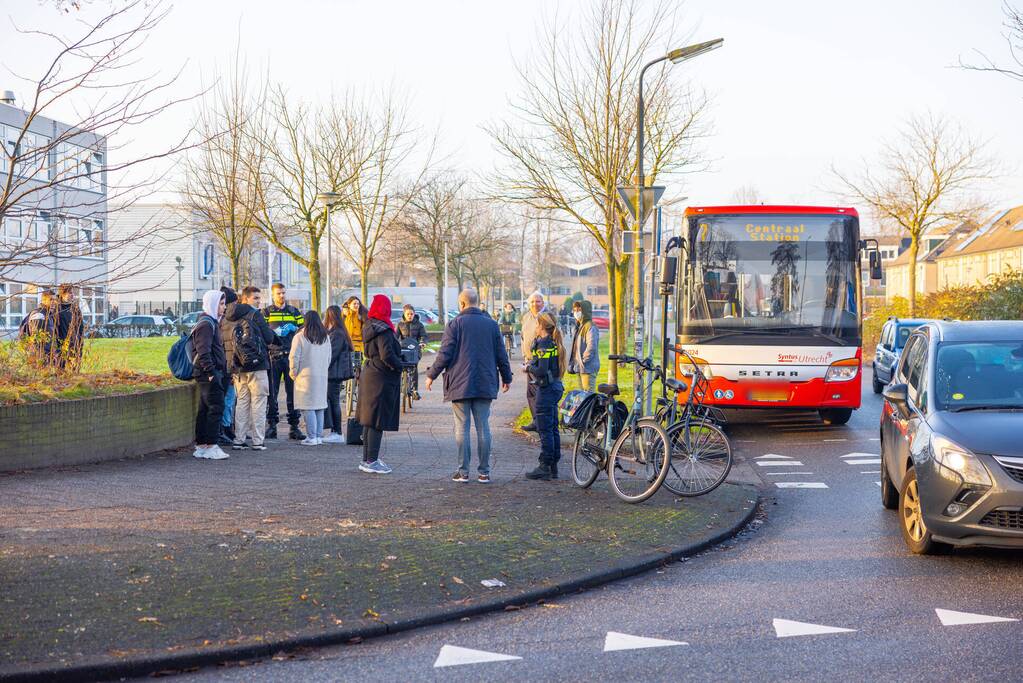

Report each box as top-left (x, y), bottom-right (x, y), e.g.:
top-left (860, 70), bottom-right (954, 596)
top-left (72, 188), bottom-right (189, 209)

top-left (232, 312), bottom-right (265, 371)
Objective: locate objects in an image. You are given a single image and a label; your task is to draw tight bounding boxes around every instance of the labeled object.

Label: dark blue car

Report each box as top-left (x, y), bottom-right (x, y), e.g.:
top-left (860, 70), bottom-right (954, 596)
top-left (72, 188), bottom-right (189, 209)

top-left (872, 317), bottom-right (927, 393)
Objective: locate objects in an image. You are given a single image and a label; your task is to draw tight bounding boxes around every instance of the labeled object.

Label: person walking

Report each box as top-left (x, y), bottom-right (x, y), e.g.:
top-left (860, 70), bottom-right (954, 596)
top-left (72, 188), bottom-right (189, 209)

top-left (499, 302), bottom-right (518, 357)
top-left (425, 289), bottom-right (513, 484)
top-left (569, 299), bottom-right (600, 392)
top-left (263, 283), bottom-right (305, 441)
top-left (342, 296), bottom-right (366, 353)
top-left (519, 291), bottom-right (545, 432)
top-left (193, 290), bottom-right (230, 460)
top-left (396, 304), bottom-right (426, 399)
top-left (223, 286), bottom-right (279, 451)
top-left (290, 310), bottom-right (332, 446)
top-left (525, 312), bottom-right (567, 480)
top-left (323, 305), bottom-right (354, 443)
top-left (357, 295), bottom-right (403, 474)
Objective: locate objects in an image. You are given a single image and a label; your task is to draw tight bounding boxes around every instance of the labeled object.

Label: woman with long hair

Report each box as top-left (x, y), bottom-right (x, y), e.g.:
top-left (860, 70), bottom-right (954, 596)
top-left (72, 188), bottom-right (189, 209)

top-left (342, 295), bottom-right (366, 354)
top-left (357, 295), bottom-right (403, 474)
top-left (289, 310), bottom-right (332, 446)
top-left (525, 311), bottom-right (567, 480)
top-left (323, 305), bottom-right (354, 443)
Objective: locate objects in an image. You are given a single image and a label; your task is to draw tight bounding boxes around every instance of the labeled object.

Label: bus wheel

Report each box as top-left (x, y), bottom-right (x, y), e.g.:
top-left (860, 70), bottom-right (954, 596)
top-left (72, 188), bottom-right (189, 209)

top-left (819, 408), bottom-right (852, 426)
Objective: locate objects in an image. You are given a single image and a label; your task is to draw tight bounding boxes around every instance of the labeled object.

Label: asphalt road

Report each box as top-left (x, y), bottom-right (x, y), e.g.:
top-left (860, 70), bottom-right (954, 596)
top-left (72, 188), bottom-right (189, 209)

top-left (171, 371), bottom-right (1023, 682)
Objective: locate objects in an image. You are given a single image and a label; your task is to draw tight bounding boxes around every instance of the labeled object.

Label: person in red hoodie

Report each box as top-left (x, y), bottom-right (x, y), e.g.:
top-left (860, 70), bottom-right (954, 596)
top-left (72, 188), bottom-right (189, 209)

top-left (357, 295), bottom-right (403, 474)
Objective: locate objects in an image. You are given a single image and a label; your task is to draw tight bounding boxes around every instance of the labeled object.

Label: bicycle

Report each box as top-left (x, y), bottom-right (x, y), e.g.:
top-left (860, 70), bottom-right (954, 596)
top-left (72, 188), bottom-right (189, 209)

top-left (655, 348), bottom-right (733, 497)
top-left (344, 351), bottom-right (363, 418)
top-left (399, 342), bottom-right (422, 414)
top-left (500, 324), bottom-right (515, 360)
top-left (569, 354), bottom-right (671, 503)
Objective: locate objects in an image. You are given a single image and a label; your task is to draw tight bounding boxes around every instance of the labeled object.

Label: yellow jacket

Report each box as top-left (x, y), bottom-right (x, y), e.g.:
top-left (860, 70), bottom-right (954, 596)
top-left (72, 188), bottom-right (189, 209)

top-left (343, 308), bottom-right (364, 352)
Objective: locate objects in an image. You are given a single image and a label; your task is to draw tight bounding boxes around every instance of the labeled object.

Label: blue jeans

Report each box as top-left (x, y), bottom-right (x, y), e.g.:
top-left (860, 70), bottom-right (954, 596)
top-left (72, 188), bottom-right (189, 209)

top-left (222, 382), bottom-right (236, 428)
top-left (452, 398), bottom-right (492, 475)
top-left (535, 381), bottom-right (564, 466)
top-left (303, 409), bottom-right (324, 439)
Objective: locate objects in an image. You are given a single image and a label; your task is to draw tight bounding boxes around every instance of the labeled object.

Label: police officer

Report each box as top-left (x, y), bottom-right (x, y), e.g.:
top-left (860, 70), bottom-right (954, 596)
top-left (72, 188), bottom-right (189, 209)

top-left (262, 283), bottom-right (306, 440)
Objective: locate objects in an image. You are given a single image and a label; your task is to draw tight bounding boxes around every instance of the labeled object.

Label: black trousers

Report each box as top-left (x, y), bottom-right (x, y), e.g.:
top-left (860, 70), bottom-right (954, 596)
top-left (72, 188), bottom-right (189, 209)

top-left (527, 380), bottom-right (538, 421)
top-left (324, 378), bottom-right (343, 433)
top-left (363, 426), bottom-right (383, 463)
top-left (266, 355), bottom-right (300, 427)
top-left (196, 379), bottom-right (226, 445)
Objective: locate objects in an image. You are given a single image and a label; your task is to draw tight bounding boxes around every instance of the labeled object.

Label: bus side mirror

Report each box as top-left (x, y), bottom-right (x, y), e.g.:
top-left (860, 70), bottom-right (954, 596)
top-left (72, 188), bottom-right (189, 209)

top-left (869, 250), bottom-right (883, 281)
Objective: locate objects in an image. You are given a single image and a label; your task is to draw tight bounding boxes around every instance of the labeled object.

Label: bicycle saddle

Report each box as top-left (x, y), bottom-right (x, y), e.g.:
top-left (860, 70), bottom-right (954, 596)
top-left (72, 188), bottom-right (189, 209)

top-left (665, 378), bottom-right (687, 393)
top-left (597, 383), bottom-right (620, 397)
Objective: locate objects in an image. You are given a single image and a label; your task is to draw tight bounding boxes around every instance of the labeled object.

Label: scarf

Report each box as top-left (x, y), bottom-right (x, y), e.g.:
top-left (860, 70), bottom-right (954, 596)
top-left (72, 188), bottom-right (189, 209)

top-left (368, 294), bottom-right (394, 332)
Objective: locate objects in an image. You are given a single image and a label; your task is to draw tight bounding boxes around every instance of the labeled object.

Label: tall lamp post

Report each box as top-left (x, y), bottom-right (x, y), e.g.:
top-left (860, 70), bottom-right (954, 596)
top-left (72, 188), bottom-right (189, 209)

top-left (633, 37), bottom-right (723, 406)
top-left (316, 192), bottom-right (341, 309)
top-left (175, 256), bottom-right (184, 318)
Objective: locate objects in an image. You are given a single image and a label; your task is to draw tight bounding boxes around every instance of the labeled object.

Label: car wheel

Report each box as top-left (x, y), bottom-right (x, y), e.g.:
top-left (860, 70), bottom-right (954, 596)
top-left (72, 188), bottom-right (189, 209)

top-left (880, 442), bottom-right (898, 510)
top-left (819, 408), bottom-right (852, 426)
top-left (898, 467), bottom-right (950, 555)
top-left (872, 364), bottom-right (884, 394)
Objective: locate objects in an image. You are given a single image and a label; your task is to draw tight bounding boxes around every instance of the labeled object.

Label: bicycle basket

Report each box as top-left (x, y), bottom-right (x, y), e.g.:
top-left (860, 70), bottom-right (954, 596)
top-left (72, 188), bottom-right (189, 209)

top-left (400, 347), bottom-right (419, 366)
top-left (559, 390), bottom-right (599, 430)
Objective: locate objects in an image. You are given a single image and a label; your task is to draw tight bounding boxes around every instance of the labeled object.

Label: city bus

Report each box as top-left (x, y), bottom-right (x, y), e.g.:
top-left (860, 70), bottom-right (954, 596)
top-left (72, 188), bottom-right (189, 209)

top-left (673, 205), bottom-right (872, 425)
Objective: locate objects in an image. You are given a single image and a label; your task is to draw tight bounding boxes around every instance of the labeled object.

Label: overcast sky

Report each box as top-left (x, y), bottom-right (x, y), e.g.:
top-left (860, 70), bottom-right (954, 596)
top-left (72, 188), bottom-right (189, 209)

top-left (3, 0), bottom-right (1021, 234)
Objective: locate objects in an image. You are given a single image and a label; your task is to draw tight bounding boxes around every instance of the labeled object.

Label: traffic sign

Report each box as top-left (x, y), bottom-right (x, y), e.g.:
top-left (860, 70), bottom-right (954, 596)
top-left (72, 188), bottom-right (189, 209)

top-left (617, 185), bottom-right (665, 227)
top-left (621, 230), bottom-right (654, 255)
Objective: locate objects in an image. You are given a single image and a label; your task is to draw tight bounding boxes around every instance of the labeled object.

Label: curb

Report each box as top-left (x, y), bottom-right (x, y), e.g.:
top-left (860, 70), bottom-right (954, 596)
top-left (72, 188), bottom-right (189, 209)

top-left (3, 488), bottom-right (760, 683)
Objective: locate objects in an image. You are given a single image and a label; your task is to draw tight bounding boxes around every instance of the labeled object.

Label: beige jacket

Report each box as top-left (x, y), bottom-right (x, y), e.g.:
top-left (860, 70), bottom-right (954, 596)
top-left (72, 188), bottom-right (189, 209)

top-left (289, 329), bottom-right (332, 410)
top-left (520, 308), bottom-right (542, 358)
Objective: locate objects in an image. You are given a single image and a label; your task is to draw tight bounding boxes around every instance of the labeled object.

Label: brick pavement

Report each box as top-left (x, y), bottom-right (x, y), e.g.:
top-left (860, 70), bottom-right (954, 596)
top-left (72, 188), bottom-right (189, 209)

top-left (0, 355), bottom-right (757, 677)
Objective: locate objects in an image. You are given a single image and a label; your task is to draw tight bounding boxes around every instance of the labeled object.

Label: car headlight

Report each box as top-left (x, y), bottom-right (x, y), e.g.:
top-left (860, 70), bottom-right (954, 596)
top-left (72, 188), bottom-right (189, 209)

top-left (931, 434), bottom-right (992, 486)
top-left (825, 358), bottom-right (859, 382)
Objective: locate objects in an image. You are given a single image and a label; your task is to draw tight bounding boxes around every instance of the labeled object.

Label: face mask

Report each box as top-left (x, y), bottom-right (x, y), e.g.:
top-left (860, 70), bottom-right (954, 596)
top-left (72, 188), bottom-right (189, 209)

top-left (573, 311), bottom-right (583, 321)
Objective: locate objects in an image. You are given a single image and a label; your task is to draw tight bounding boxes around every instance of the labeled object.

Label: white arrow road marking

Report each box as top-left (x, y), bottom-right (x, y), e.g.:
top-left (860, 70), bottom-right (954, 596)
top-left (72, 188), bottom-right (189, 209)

top-left (433, 645), bottom-right (522, 668)
top-left (604, 631), bottom-right (688, 652)
top-left (765, 472), bottom-right (815, 476)
top-left (756, 454), bottom-right (793, 459)
top-left (935, 608), bottom-right (1020, 626)
top-left (757, 461), bottom-right (807, 467)
top-left (841, 452), bottom-right (880, 459)
top-left (773, 618), bottom-right (857, 638)
top-left (845, 459), bottom-right (881, 465)
top-left (775, 482), bottom-right (828, 489)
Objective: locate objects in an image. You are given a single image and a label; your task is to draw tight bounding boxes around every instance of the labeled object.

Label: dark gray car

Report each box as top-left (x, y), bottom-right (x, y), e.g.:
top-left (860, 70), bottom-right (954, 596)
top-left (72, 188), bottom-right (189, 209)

top-left (879, 320), bottom-right (1023, 554)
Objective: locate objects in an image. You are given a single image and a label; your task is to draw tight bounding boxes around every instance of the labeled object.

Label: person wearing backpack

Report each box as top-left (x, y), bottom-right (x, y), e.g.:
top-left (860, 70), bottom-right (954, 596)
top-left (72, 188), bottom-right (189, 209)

top-left (193, 290), bottom-right (230, 460)
top-left (223, 286), bottom-right (280, 451)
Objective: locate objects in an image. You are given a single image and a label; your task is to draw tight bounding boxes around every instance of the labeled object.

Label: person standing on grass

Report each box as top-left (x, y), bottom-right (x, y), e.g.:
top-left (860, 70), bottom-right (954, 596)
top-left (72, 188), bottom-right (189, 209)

top-left (323, 305), bottom-right (354, 443)
top-left (519, 291), bottom-right (546, 432)
top-left (397, 304), bottom-right (426, 399)
top-left (425, 288), bottom-right (513, 484)
top-left (224, 286), bottom-right (280, 451)
top-left (290, 310), bottom-right (332, 446)
top-left (263, 283), bottom-right (305, 441)
top-left (525, 312), bottom-right (567, 480)
top-left (357, 295), bottom-right (403, 474)
top-left (193, 290), bottom-right (230, 460)
top-left (569, 299), bottom-right (600, 393)
top-left (56, 284), bottom-right (84, 370)
top-left (19, 290), bottom-right (59, 367)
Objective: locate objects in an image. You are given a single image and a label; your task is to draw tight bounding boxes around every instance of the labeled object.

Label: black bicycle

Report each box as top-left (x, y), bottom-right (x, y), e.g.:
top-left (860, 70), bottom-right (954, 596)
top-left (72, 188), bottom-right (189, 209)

top-left (399, 342), bottom-right (422, 414)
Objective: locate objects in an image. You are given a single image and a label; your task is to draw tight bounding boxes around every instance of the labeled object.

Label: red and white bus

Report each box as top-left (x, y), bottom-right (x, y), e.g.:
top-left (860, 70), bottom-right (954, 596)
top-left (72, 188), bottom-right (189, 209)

top-left (674, 205), bottom-right (868, 425)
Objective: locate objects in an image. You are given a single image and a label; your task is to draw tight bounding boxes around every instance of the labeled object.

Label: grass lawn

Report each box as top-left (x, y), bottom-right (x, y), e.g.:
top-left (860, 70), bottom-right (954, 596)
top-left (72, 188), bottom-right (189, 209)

top-left (81, 337), bottom-right (176, 374)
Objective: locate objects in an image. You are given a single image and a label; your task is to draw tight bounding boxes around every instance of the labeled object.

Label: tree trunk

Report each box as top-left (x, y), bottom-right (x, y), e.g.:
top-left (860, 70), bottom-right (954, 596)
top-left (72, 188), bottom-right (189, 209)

top-left (434, 262), bottom-right (446, 321)
top-left (907, 234), bottom-right (920, 317)
top-left (360, 268), bottom-right (369, 310)
top-left (309, 256), bottom-right (322, 312)
top-left (604, 251), bottom-right (619, 385)
top-left (230, 253), bottom-right (242, 290)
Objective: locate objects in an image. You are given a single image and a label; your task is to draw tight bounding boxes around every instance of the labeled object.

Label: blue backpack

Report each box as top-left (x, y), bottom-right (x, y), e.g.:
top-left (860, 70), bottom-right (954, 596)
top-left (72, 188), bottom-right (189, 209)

top-left (167, 318), bottom-right (214, 381)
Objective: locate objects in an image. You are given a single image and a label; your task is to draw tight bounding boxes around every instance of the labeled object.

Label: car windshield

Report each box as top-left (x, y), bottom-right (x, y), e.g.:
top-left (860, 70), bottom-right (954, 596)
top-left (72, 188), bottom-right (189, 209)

top-left (679, 213), bottom-right (860, 344)
top-left (935, 341), bottom-right (1023, 411)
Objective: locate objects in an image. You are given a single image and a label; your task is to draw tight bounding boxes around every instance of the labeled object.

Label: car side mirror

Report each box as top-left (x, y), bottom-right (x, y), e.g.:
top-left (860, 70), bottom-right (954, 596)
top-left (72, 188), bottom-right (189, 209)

top-left (883, 382), bottom-right (909, 416)
top-left (869, 251), bottom-right (883, 281)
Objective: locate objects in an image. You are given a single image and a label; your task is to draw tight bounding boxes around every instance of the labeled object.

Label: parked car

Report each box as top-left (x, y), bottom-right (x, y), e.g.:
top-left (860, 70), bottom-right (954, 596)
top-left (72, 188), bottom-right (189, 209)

top-left (879, 320), bottom-right (1023, 554)
top-left (591, 313), bottom-right (610, 330)
top-left (93, 315), bottom-right (177, 338)
top-left (176, 311), bottom-right (202, 326)
top-left (415, 308), bottom-right (439, 325)
top-left (872, 317), bottom-right (927, 393)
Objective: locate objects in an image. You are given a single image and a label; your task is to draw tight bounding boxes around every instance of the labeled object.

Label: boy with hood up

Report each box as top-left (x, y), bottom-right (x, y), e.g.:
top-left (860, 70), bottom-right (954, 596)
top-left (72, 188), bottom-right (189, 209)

top-left (193, 290), bottom-right (230, 460)
top-left (569, 299), bottom-right (600, 392)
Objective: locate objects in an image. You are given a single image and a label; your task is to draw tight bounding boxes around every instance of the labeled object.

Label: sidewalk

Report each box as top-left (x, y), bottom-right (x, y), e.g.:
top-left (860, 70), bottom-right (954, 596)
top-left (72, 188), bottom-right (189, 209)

top-left (0, 358), bottom-right (757, 680)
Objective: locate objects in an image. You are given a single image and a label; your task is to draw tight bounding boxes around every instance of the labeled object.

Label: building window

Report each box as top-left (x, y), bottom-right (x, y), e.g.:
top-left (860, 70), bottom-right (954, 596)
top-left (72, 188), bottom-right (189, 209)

top-left (0, 282), bottom-right (40, 329)
top-left (77, 286), bottom-right (106, 327)
top-left (585, 285), bottom-right (608, 296)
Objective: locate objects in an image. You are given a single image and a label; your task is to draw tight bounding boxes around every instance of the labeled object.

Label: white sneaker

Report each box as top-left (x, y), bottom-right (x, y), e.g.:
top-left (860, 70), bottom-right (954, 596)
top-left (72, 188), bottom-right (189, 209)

top-left (203, 445), bottom-right (230, 460)
top-left (300, 437), bottom-right (319, 446)
top-left (193, 445), bottom-right (212, 459)
top-left (322, 433), bottom-right (343, 444)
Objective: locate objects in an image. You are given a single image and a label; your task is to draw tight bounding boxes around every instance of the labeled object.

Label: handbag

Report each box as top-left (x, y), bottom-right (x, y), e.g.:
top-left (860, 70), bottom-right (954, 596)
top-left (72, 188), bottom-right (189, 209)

top-left (345, 417), bottom-right (363, 445)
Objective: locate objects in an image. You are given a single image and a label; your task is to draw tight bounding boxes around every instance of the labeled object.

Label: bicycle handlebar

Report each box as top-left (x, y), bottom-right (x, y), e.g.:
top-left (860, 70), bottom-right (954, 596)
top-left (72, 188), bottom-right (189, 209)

top-left (608, 353), bottom-right (664, 378)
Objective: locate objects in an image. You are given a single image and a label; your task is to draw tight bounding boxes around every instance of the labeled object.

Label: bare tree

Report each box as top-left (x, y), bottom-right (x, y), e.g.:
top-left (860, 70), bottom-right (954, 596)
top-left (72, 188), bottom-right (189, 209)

top-left (180, 51), bottom-right (263, 289)
top-left (487, 0), bottom-right (710, 382)
top-left (334, 90), bottom-right (432, 304)
top-left (833, 113), bottom-right (995, 315)
top-left (461, 202), bottom-right (515, 306)
top-left (0, 0), bottom-right (197, 292)
top-left (960, 2), bottom-right (1023, 82)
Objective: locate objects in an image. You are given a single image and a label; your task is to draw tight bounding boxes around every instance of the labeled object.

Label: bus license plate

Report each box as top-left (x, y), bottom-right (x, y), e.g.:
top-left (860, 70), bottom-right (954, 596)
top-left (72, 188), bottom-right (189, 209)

top-left (749, 388), bottom-right (789, 402)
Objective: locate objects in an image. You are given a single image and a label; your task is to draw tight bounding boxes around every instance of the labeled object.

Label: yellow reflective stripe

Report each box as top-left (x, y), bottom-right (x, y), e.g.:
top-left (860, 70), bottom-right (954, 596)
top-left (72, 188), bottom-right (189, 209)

top-left (294, 313), bottom-right (305, 326)
top-left (532, 348), bottom-right (558, 359)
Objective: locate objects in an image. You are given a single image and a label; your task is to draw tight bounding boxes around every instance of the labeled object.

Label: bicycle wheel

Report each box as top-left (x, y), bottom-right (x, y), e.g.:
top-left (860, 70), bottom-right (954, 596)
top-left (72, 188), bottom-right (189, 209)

top-left (662, 419), bottom-right (732, 496)
top-left (607, 418), bottom-right (671, 503)
top-left (571, 424), bottom-right (604, 488)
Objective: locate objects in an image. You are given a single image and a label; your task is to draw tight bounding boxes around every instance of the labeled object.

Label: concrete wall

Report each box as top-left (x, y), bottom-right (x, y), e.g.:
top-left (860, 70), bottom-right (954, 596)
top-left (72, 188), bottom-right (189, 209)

top-left (0, 384), bottom-right (198, 472)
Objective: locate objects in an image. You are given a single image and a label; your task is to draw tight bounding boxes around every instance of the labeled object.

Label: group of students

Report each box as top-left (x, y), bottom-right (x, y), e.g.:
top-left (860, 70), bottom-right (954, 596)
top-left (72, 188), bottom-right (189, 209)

top-left (189, 284), bottom-right (420, 474)
top-left (17, 284), bottom-right (86, 370)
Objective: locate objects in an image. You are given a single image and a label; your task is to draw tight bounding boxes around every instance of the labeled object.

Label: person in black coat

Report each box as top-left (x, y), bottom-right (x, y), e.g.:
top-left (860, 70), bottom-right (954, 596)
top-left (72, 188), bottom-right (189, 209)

top-left (357, 295), bottom-right (403, 474)
top-left (192, 289), bottom-right (229, 460)
top-left (56, 284), bottom-right (85, 370)
top-left (323, 304), bottom-right (354, 443)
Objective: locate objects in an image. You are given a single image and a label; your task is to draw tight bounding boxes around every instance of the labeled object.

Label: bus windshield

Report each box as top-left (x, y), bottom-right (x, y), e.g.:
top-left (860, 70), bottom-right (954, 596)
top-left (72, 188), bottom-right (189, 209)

top-left (679, 213), bottom-right (861, 345)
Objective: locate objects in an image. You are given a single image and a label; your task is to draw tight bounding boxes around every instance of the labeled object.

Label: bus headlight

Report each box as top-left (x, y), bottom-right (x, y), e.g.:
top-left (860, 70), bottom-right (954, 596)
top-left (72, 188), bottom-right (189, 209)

top-left (678, 356), bottom-right (713, 379)
top-left (825, 358), bottom-right (859, 382)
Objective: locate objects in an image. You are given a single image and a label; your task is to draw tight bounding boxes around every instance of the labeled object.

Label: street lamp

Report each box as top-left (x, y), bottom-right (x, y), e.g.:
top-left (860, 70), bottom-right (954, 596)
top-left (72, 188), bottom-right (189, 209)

top-left (316, 192), bottom-right (341, 308)
top-left (633, 37), bottom-right (722, 407)
top-left (175, 256), bottom-right (184, 318)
